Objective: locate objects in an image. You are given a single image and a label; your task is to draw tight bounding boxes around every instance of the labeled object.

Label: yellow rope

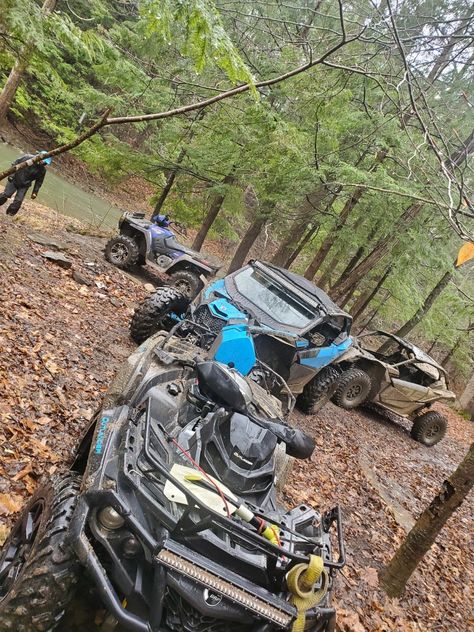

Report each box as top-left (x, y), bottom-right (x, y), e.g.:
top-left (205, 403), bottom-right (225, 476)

top-left (287, 555), bottom-right (329, 632)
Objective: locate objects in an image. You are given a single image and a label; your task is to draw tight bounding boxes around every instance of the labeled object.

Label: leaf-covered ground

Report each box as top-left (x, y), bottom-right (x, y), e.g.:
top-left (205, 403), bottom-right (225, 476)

top-left (0, 203), bottom-right (472, 631)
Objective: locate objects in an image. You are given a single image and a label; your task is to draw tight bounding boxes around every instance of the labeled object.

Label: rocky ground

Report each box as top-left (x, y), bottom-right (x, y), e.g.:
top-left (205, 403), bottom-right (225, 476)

top-left (0, 203), bottom-right (472, 631)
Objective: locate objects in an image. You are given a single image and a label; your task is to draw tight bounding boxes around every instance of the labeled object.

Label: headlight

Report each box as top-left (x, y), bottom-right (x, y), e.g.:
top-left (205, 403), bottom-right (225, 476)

top-left (98, 506), bottom-right (125, 530)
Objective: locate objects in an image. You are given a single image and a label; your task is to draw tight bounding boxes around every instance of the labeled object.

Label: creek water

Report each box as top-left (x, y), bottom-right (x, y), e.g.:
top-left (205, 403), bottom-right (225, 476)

top-left (0, 142), bottom-right (124, 229)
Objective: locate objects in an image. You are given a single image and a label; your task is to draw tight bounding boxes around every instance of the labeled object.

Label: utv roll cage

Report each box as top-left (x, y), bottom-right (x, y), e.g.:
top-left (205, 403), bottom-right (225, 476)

top-left (224, 260), bottom-right (353, 338)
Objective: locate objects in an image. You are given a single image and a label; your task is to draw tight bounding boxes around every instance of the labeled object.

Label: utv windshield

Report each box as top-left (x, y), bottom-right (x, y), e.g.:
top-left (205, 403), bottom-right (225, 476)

top-left (232, 267), bottom-right (316, 328)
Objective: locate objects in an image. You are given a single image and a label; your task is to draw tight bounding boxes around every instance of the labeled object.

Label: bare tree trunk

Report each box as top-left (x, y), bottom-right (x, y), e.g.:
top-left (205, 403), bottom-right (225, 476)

top-left (304, 189), bottom-right (363, 279)
top-left (458, 373), bottom-right (474, 412)
top-left (427, 335), bottom-right (440, 354)
top-left (440, 335), bottom-right (463, 366)
top-left (152, 148), bottom-right (187, 216)
top-left (379, 443), bottom-right (474, 598)
top-left (331, 202), bottom-right (424, 301)
top-left (284, 224), bottom-right (319, 268)
top-left (358, 291), bottom-right (390, 333)
top-left (0, 0), bottom-right (57, 123)
top-left (304, 150), bottom-right (388, 280)
top-left (318, 249), bottom-right (342, 289)
top-left (272, 185), bottom-right (329, 266)
top-left (332, 221), bottom-right (381, 289)
top-left (192, 171), bottom-right (236, 250)
top-left (389, 270), bottom-right (452, 339)
top-left (351, 267), bottom-right (391, 320)
top-left (227, 214), bottom-right (269, 273)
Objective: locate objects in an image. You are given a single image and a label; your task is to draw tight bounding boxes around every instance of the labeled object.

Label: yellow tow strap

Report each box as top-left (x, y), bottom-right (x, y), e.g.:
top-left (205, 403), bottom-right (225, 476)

top-left (287, 555), bottom-right (329, 632)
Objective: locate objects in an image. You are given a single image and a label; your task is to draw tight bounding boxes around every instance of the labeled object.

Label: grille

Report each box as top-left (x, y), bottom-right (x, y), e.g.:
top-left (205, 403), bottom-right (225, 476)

top-left (165, 588), bottom-right (250, 632)
top-left (193, 305), bottom-right (226, 335)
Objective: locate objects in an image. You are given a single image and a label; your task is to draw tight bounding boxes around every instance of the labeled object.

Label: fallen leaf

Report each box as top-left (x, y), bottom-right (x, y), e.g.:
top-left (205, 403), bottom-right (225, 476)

top-left (0, 493), bottom-right (23, 516)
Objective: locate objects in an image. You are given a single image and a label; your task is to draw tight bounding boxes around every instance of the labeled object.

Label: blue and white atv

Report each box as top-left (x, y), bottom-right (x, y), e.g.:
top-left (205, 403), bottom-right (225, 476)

top-left (105, 212), bottom-right (222, 298)
top-left (131, 260), bottom-right (353, 413)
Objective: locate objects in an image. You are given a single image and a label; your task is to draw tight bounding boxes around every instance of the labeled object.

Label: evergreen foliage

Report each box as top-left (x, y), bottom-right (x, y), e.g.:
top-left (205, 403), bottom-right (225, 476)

top-left (0, 0), bottom-right (472, 377)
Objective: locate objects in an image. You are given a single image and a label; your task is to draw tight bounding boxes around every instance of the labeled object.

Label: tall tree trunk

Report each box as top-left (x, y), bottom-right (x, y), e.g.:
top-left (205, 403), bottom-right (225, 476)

top-left (284, 224), bottom-right (319, 268)
top-left (318, 249), bottom-right (342, 289)
top-left (332, 220), bottom-right (381, 289)
top-left (0, 0), bottom-right (57, 123)
top-left (152, 110), bottom-right (206, 218)
top-left (351, 267), bottom-right (391, 320)
top-left (192, 171), bottom-right (236, 250)
top-left (153, 147), bottom-right (187, 216)
top-left (304, 150), bottom-right (388, 280)
top-left (271, 185), bottom-right (330, 266)
top-left (331, 202), bottom-right (424, 301)
top-left (427, 335), bottom-right (440, 354)
top-left (332, 129), bottom-right (473, 301)
top-left (379, 443), bottom-right (474, 598)
top-left (227, 204), bottom-right (274, 273)
top-left (458, 373), bottom-right (474, 412)
top-left (389, 270), bottom-right (452, 340)
top-left (304, 189), bottom-right (363, 280)
top-left (440, 335), bottom-right (463, 366)
top-left (358, 292), bottom-right (390, 333)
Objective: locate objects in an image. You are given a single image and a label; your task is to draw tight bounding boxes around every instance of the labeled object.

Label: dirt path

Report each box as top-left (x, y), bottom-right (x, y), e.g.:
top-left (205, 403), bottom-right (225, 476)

top-left (0, 204), bottom-right (472, 631)
top-left (287, 404), bottom-right (473, 631)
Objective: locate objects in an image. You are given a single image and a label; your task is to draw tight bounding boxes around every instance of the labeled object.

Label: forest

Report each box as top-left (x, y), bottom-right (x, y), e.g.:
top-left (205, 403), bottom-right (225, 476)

top-left (1, 0), bottom-right (473, 386)
top-left (0, 2), bottom-right (473, 632)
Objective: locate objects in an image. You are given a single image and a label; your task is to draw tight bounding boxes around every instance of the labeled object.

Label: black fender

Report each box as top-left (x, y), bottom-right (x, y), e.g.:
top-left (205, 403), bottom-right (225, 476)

top-left (119, 222), bottom-right (149, 261)
top-left (70, 415), bottom-right (99, 474)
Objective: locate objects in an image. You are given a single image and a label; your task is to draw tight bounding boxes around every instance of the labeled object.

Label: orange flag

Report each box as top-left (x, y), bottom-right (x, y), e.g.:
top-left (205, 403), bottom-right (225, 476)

top-left (456, 242), bottom-right (474, 267)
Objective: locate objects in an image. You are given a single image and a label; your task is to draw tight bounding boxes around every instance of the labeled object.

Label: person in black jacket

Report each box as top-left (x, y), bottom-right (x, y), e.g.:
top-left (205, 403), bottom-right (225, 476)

top-left (0, 151), bottom-right (52, 216)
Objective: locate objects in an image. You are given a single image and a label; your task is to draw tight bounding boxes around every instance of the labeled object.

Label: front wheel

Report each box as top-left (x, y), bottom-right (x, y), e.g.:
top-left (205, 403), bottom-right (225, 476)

top-left (105, 235), bottom-right (140, 269)
top-left (167, 269), bottom-right (203, 300)
top-left (0, 473), bottom-right (81, 631)
top-left (410, 411), bottom-right (447, 446)
top-left (130, 286), bottom-right (190, 344)
top-left (296, 366), bottom-right (340, 414)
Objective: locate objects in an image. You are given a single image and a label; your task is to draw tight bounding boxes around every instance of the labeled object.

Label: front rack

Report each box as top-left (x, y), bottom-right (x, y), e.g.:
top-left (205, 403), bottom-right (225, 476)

top-left (142, 398), bottom-right (346, 570)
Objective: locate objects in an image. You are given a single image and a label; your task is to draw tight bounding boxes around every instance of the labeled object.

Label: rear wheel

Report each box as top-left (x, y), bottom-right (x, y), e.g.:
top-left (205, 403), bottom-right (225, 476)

top-left (332, 367), bottom-right (372, 409)
top-left (0, 473), bottom-right (81, 631)
top-left (105, 235), bottom-right (140, 269)
top-left (296, 366), bottom-right (340, 415)
top-left (130, 286), bottom-right (190, 344)
top-left (411, 411), bottom-right (447, 446)
top-left (167, 269), bottom-right (203, 299)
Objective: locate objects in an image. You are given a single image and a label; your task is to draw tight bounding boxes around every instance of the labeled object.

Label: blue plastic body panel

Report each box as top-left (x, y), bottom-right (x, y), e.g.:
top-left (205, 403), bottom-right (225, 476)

top-left (212, 325), bottom-right (256, 376)
top-left (204, 278), bottom-right (229, 299)
top-left (148, 225), bottom-right (174, 239)
top-left (208, 298), bottom-right (248, 322)
top-left (299, 337), bottom-right (352, 369)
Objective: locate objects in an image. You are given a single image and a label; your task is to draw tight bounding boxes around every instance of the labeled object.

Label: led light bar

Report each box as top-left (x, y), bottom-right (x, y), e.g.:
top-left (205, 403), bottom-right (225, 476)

top-left (156, 549), bottom-right (292, 628)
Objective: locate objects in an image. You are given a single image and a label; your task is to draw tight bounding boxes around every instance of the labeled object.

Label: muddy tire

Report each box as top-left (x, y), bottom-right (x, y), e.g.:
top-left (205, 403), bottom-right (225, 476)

top-left (105, 235), bottom-right (139, 269)
top-left (130, 286), bottom-right (190, 344)
top-left (0, 473), bottom-right (81, 631)
top-left (296, 366), bottom-right (340, 414)
top-left (167, 269), bottom-right (203, 300)
top-left (410, 411), bottom-right (447, 447)
top-left (332, 367), bottom-right (372, 409)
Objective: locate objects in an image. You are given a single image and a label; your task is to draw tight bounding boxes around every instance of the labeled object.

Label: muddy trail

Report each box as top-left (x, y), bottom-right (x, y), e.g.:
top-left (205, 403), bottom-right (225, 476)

top-left (0, 203), bottom-right (472, 631)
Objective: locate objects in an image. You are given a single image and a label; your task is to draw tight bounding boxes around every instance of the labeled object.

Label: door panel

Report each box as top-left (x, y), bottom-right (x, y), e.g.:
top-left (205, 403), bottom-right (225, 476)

top-left (377, 378), bottom-right (433, 415)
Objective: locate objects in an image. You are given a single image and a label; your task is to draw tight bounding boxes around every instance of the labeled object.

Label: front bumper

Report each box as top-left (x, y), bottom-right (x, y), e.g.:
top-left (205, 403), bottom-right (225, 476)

top-left (69, 486), bottom-right (341, 632)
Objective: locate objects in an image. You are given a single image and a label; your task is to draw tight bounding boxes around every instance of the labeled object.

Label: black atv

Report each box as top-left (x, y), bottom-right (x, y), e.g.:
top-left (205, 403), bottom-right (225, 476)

top-left (105, 212), bottom-right (222, 298)
top-left (0, 333), bottom-right (344, 632)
